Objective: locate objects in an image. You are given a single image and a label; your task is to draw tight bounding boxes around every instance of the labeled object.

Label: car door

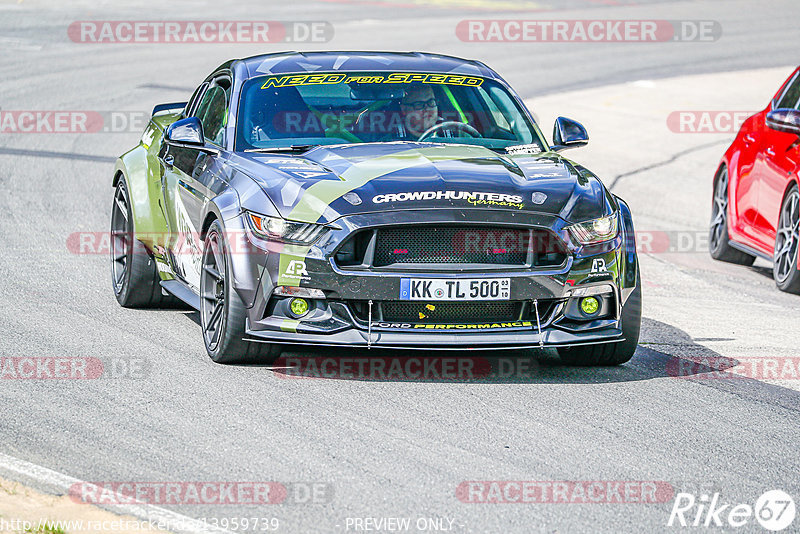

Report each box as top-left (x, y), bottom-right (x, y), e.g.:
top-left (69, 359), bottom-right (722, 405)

top-left (754, 71), bottom-right (800, 249)
top-left (162, 75), bottom-right (231, 291)
top-left (731, 112), bottom-right (765, 241)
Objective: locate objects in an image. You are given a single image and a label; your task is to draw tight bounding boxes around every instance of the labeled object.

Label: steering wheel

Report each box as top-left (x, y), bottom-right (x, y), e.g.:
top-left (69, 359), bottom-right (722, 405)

top-left (418, 121), bottom-right (482, 141)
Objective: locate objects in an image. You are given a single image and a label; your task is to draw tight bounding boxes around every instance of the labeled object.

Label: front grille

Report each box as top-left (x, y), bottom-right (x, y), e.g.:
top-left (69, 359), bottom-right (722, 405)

top-left (334, 225), bottom-right (568, 270)
top-left (347, 299), bottom-right (562, 326)
top-left (374, 226), bottom-right (528, 266)
top-left (382, 301), bottom-right (521, 323)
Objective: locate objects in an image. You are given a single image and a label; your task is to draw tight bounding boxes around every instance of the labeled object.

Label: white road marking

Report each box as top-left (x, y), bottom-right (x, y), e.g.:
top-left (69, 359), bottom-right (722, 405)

top-left (0, 451), bottom-right (234, 534)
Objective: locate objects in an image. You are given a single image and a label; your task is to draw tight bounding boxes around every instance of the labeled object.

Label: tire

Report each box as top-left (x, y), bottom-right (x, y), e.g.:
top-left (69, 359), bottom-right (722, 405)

top-left (773, 185), bottom-right (800, 294)
top-left (557, 281), bottom-right (642, 366)
top-left (709, 167), bottom-right (756, 266)
top-left (200, 220), bottom-right (282, 364)
top-left (111, 179), bottom-right (178, 308)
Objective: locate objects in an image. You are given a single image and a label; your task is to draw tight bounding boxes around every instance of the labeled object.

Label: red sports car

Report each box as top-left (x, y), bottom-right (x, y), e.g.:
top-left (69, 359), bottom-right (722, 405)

top-left (710, 67), bottom-right (800, 293)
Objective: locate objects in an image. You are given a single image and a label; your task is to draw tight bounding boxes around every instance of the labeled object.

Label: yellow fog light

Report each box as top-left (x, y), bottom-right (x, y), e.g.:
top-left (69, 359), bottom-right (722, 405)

top-left (580, 296), bottom-right (600, 316)
top-left (289, 297), bottom-right (309, 317)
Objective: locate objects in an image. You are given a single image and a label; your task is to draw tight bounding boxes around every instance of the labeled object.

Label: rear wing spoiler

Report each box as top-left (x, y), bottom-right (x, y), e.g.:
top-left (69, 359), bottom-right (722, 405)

top-left (152, 102), bottom-right (187, 116)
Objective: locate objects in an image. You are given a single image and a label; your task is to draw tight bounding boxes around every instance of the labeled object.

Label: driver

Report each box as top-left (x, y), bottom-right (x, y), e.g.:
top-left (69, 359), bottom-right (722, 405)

top-left (398, 84), bottom-right (445, 139)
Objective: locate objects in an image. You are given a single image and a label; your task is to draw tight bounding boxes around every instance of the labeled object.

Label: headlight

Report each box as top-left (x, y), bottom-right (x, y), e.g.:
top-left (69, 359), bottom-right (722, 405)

top-left (246, 212), bottom-right (329, 245)
top-left (567, 215), bottom-right (618, 245)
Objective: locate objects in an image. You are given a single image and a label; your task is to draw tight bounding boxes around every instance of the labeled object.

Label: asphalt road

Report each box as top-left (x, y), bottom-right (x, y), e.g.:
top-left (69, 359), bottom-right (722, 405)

top-left (1, 1), bottom-right (799, 533)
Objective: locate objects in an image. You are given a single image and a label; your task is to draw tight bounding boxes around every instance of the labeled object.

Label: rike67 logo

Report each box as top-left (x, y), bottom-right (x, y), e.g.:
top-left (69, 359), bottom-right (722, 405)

top-left (668, 490), bottom-right (795, 531)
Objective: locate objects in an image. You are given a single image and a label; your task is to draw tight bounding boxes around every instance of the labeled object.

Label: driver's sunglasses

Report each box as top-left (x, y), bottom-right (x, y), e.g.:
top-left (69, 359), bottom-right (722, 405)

top-left (402, 98), bottom-right (437, 111)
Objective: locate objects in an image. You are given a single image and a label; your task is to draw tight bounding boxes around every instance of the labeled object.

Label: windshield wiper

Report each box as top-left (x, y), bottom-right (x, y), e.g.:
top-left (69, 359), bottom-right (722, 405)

top-left (244, 145), bottom-right (318, 153)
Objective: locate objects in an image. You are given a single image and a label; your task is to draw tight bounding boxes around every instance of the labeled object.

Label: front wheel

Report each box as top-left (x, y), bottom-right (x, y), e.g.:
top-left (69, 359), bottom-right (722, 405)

top-left (709, 167), bottom-right (756, 266)
top-left (200, 220), bottom-right (282, 364)
top-left (557, 282), bottom-right (641, 366)
top-left (773, 186), bottom-right (800, 294)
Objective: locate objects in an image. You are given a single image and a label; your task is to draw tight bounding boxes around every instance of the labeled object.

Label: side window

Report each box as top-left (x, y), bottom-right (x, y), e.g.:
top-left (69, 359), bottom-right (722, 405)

top-left (486, 85), bottom-right (534, 144)
top-left (186, 82), bottom-right (208, 117)
top-left (476, 88), bottom-right (511, 131)
top-left (775, 73), bottom-right (800, 110)
top-left (195, 81), bottom-right (230, 146)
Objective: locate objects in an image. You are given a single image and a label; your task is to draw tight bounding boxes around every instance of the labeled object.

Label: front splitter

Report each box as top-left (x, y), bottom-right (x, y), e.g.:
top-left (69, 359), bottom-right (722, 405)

top-left (244, 325), bottom-right (625, 351)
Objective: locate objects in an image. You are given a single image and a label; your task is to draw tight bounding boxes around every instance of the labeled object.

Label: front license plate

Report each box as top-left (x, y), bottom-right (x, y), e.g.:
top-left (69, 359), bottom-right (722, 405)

top-left (399, 278), bottom-right (510, 301)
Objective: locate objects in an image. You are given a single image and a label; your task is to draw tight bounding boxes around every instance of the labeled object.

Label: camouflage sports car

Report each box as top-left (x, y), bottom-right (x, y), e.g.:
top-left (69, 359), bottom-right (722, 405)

top-left (111, 51), bottom-right (641, 365)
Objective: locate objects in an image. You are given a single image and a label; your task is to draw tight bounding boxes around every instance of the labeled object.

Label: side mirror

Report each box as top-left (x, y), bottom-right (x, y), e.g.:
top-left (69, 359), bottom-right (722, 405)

top-left (165, 117), bottom-right (204, 146)
top-left (164, 117), bottom-right (220, 155)
top-left (552, 116), bottom-right (588, 151)
top-left (766, 108), bottom-right (800, 135)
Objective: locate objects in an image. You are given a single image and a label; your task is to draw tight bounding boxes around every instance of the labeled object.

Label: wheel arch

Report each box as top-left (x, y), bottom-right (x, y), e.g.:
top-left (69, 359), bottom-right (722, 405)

top-left (200, 200), bottom-right (263, 311)
top-left (613, 195), bottom-right (639, 298)
top-left (112, 168), bottom-right (124, 188)
top-left (201, 211), bottom-right (219, 240)
top-left (712, 161), bottom-right (730, 202)
top-left (112, 160), bottom-right (135, 226)
top-left (200, 193), bottom-right (234, 240)
top-left (713, 162), bottom-right (727, 187)
top-left (779, 178), bottom-right (800, 271)
top-left (114, 145), bottom-right (168, 251)
top-left (712, 162), bottom-right (737, 232)
top-left (779, 176), bottom-right (799, 206)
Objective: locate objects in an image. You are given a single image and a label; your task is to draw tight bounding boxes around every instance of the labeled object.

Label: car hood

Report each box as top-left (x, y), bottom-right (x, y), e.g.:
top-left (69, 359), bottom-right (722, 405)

top-left (231, 142), bottom-right (610, 224)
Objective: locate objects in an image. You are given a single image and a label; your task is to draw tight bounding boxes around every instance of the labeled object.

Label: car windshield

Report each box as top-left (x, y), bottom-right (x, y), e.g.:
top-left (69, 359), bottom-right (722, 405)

top-left (235, 71), bottom-right (545, 152)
